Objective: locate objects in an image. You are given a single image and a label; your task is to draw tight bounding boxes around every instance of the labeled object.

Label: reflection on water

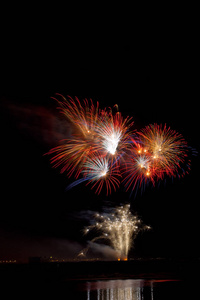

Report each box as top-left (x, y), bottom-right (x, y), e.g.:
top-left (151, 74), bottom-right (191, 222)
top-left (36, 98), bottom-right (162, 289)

top-left (84, 279), bottom-right (153, 300)
top-left (78, 278), bottom-right (184, 300)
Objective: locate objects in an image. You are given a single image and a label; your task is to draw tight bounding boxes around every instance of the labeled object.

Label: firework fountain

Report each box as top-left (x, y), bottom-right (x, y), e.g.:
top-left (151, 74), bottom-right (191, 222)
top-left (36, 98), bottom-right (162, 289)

top-left (79, 204), bottom-right (151, 260)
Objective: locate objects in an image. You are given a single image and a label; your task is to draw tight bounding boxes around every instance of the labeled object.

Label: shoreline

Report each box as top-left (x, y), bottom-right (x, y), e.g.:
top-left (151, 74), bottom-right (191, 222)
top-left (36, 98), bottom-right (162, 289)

top-left (0, 257), bottom-right (199, 282)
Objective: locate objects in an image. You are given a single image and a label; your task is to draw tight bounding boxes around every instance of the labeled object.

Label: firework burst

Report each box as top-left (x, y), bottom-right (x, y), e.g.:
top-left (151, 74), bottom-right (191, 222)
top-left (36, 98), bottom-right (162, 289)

top-left (46, 95), bottom-right (134, 194)
top-left (46, 95), bottom-right (104, 178)
top-left (82, 155), bottom-right (121, 195)
top-left (46, 95), bottom-right (192, 196)
top-left (96, 106), bottom-right (134, 159)
top-left (122, 124), bottom-right (190, 193)
top-left (139, 123), bottom-right (189, 178)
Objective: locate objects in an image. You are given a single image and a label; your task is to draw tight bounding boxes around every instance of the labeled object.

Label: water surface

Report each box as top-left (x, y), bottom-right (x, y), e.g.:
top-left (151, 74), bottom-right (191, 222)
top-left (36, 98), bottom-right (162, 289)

top-left (71, 278), bottom-right (197, 300)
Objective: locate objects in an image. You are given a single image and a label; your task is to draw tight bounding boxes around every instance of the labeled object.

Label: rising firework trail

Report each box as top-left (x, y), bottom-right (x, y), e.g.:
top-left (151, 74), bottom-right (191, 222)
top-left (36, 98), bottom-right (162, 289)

top-left (80, 204), bottom-right (151, 260)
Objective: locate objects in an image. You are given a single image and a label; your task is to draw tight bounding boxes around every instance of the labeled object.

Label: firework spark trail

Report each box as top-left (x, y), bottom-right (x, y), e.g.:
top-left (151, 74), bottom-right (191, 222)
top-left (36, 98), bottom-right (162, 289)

top-left (51, 94), bottom-right (104, 137)
top-left (47, 139), bottom-right (91, 178)
top-left (80, 204), bottom-right (151, 260)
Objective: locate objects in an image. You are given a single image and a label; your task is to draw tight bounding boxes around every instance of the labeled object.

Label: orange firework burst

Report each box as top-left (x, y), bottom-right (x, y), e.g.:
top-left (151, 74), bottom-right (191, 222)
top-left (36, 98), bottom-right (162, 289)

top-left (121, 124), bottom-right (190, 194)
top-left (139, 124), bottom-right (189, 178)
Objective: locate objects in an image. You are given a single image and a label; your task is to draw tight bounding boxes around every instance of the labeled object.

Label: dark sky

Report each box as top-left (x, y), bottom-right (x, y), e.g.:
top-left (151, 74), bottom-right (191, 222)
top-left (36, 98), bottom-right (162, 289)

top-left (0, 14), bottom-right (199, 262)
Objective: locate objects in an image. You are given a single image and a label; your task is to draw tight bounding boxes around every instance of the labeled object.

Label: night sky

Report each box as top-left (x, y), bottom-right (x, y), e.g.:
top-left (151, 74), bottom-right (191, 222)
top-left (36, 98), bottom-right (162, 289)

top-left (0, 14), bottom-right (199, 262)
